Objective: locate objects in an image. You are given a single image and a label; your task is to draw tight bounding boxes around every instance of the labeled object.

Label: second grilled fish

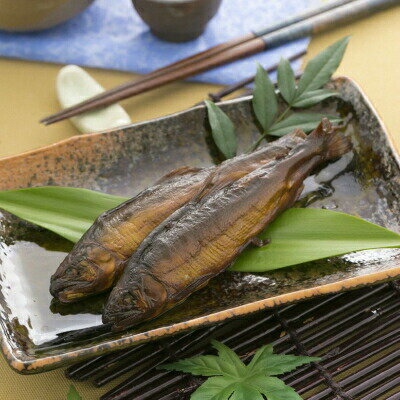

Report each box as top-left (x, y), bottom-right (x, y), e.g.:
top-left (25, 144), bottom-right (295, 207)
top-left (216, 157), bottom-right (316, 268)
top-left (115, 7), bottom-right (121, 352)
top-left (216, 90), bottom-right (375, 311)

top-left (50, 130), bottom-right (306, 302)
top-left (103, 119), bottom-right (351, 330)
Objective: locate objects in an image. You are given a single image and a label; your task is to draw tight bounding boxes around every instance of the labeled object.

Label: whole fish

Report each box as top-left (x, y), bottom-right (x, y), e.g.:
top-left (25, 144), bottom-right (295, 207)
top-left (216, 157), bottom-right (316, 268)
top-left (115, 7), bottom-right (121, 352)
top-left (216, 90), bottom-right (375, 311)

top-left (103, 119), bottom-right (351, 331)
top-left (50, 130), bottom-right (306, 303)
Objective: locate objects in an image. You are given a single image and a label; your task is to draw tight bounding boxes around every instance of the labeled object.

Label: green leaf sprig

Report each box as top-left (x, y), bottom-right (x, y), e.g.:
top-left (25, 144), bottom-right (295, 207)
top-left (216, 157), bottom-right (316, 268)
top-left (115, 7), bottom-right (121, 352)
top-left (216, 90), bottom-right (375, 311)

top-left (160, 340), bottom-right (319, 399)
top-left (205, 37), bottom-right (350, 156)
top-left (0, 187), bottom-right (399, 273)
top-left (205, 99), bottom-right (237, 159)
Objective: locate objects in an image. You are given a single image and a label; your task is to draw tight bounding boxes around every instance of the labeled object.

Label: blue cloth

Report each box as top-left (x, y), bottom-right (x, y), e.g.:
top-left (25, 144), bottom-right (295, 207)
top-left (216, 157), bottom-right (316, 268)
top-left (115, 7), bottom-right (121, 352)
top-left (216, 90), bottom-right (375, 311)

top-left (0, 0), bottom-right (318, 85)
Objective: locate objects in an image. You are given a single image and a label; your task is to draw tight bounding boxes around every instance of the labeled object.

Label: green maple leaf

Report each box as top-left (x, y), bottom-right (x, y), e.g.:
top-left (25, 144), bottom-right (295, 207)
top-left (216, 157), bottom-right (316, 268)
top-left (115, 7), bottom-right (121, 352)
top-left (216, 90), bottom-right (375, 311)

top-left (160, 340), bottom-right (319, 399)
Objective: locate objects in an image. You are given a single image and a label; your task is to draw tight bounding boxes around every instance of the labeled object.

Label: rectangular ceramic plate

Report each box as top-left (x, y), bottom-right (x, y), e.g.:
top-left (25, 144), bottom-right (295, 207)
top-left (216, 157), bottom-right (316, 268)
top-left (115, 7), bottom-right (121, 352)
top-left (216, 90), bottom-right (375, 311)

top-left (1, 77), bottom-right (400, 374)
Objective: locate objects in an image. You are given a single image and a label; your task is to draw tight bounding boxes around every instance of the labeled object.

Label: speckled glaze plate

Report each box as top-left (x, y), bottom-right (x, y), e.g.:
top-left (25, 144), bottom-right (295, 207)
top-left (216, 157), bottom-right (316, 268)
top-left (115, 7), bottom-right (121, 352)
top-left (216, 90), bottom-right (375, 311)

top-left (1, 77), bottom-right (400, 374)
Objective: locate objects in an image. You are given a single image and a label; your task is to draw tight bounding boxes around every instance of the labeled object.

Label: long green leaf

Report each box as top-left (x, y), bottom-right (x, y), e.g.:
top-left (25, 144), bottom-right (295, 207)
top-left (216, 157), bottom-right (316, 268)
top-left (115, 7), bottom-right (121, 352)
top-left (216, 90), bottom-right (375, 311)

top-left (277, 58), bottom-right (297, 105)
top-left (252, 63), bottom-right (278, 131)
top-left (296, 36), bottom-right (350, 97)
top-left (0, 187), bottom-right (126, 242)
top-left (205, 100), bottom-right (237, 159)
top-left (1, 189), bottom-right (399, 274)
top-left (268, 113), bottom-right (342, 137)
top-left (231, 209), bottom-right (400, 273)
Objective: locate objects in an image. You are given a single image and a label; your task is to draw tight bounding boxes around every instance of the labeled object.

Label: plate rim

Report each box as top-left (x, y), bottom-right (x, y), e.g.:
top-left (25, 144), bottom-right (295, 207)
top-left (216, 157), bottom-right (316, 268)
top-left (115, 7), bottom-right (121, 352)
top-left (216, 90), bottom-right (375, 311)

top-left (1, 76), bottom-right (400, 374)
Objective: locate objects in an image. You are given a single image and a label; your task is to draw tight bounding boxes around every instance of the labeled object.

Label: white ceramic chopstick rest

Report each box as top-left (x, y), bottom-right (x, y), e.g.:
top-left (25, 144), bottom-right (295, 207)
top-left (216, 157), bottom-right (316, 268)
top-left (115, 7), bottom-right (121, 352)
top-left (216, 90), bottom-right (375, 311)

top-left (56, 65), bottom-right (132, 134)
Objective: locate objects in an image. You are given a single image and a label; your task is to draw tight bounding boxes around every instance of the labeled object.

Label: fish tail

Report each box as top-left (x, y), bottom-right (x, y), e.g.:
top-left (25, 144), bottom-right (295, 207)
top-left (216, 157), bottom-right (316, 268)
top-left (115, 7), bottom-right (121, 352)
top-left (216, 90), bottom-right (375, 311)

top-left (308, 118), bottom-right (351, 160)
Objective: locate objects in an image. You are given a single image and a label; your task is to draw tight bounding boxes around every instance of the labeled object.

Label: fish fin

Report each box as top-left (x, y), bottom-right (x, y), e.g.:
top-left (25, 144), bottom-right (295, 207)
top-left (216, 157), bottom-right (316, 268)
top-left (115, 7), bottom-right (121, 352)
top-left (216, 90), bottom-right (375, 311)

top-left (155, 166), bottom-right (203, 184)
top-left (192, 162), bottom-right (244, 203)
top-left (190, 168), bottom-right (221, 203)
top-left (308, 118), bottom-right (351, 160)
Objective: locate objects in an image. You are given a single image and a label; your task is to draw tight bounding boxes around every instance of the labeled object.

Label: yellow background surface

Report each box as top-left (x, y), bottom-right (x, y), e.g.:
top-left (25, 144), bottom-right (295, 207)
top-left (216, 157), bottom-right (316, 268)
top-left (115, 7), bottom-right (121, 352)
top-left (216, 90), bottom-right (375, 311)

top-left (0, 5), bottom-right (399, 399)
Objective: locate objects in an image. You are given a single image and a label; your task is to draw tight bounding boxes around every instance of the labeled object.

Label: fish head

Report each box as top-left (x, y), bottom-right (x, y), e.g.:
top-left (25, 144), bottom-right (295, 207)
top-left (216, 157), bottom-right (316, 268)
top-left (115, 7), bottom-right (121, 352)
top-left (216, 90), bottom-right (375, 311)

top-left (103, 273), bottom-right (168, 331)
top-left (50, 243), bottom-right (123, 303)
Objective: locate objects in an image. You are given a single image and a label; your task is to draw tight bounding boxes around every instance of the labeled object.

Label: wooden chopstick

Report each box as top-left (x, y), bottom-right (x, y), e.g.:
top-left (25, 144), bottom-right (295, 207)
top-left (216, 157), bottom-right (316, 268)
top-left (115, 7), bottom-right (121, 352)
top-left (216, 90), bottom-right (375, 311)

top-left (191, 50), bottom-right (306, 107)
top-left (207, 49), bottom-right (307, 103)
top-left (41, 37), bottom-right (267, 124)
top-left (40, 0), bottom-right (356, 126)
top-left (41, 0), bottom-right (397, 126)
top-left (71, 33), bottom-right (257, 104)
top-left (39, 0), bottom-right (357, 126)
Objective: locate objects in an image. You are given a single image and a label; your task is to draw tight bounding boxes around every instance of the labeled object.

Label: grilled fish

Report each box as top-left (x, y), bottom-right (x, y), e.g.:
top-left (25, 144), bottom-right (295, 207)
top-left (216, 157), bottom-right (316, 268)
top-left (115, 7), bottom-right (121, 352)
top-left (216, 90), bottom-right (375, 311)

top-left (50, 130), bottom-right (306, 303)
top-left (103, 119), bottom-right (350, 330)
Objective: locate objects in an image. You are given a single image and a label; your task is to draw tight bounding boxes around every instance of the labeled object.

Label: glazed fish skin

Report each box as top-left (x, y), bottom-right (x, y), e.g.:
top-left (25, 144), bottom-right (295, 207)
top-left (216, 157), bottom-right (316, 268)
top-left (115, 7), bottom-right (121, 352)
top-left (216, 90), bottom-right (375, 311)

top-left (50, 130), bottom-right (306, 303)
top-left (103, 119), bottom-right (351, 330)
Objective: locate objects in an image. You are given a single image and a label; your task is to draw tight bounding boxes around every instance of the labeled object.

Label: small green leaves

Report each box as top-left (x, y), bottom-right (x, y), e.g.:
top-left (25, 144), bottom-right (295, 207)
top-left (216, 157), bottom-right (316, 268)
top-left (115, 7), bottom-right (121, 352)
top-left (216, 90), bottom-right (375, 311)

top-left (205, 100), bottom-right (237, 159)
top-left (67, 385), bottom-right (82, 400)
top-left (292, 89), bottom-right (337, 108)
top-left (277, 57), bottom-right (297, 104)
top-left (160, 341), bottom-right (318, 400)
top-left (205, 38), bottom-right (350, 154)
top-left (277, 37), bottom-right (349, 110)
top-left (252, 63), bottom-right (278, 131)
top-left (296, 36), bottom-right (350, 97)
top-left (231, 208), bottom-right (400, 273)
top-left (268, 113), bottom-right (342, 137)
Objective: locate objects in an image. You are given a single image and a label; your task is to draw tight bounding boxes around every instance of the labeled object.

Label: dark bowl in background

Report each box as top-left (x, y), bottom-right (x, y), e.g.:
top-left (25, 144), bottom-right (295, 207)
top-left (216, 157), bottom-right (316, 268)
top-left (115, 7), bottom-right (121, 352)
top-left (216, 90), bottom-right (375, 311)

top-left (0, 0), bottom-right (95, 32)
top-left (132, 0), bottom-right (223, 42)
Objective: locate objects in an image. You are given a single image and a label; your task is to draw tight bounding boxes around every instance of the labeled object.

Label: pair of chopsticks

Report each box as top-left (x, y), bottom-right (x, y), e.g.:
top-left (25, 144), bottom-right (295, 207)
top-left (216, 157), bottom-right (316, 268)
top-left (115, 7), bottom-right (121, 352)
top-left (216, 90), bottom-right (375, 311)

top-left (41, 0), bottom-right (399, 126)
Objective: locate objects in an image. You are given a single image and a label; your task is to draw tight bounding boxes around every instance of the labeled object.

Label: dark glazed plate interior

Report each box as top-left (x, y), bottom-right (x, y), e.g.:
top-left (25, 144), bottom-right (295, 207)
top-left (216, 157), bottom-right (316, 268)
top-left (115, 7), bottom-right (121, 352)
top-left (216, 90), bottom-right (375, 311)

top-left (0, 77), bottom-right (399, 374)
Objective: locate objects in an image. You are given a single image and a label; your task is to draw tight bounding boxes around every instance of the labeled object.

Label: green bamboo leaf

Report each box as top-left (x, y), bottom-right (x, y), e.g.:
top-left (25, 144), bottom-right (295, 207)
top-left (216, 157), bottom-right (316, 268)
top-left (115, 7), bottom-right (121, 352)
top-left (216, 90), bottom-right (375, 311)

top-left (277, 58), bottom-right (297, 104)
top-left (0, 187), bottom-right (126, 242)
top-left (292, 89), bottom-right (338, 108)
top-left (296, 36), bottom-right (350, 97)
top-left (205, 100), bottom-right (237, 159)
top-left (268, 113), bottom-right (342, 137)
top-left (231, 209), bottom-right (400, 273)
top-left (252, 63), bottom-right (278, 131)
top-left (2, 189), bottom-right (399, 275)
